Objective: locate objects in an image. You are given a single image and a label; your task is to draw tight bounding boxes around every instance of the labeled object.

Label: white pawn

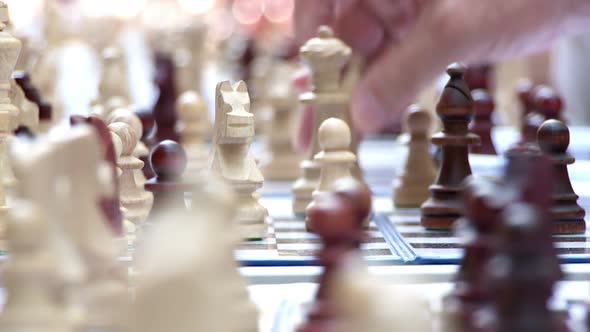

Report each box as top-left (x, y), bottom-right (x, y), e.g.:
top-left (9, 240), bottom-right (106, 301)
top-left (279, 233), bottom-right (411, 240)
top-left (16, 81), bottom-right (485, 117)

top-left (306, 118), bottom-right (357, 227)
top-left (0, 200), bottom-right (69, 332)
top-left (109, 122), bottom-right (153, 229)
top-left (176, 90), bottom-right (209, 175)
top-left (107, 108), bottom-right (149, 185)
top-left (393, 106), bottom-right (437, 208)
top-left (110, 131), bottom-right (137, 247)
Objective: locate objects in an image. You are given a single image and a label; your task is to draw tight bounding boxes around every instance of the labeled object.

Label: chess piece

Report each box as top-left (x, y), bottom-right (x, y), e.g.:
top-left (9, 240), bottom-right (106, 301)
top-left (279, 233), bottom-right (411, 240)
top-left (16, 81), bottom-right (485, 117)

top-left (0, 2), bottom-right (21, 199)
top-left (306, 118), bottom-right (356, 229)
top-left (441, 176), bottom-right (504, 332)
top-left (147, 52), bottom-right (179, 146)
top-left (110, 131), bottom-right (136, 245)
top-left (0, 200), bottom-right (68, 332)
top-left (517, 79), bottom-right (537, 144)
top-left (537, 119), bottom-right (586, 234)
top-left (297, 177), bottom-right (371, 332)
top-left (209, 80), bottom-right (269, 240)
top-left (464, 64), bottom-right (492, 91)
top-left (13, 71), bottom-right (53, 133)
top-left (469, 89), bottom-right (497, 155)
top-left (488, 203), bottom-right (564, 332)
top-left (535, 86), bottom-right (563, 122)
top-left (135, 108), bottom-right (156, 179)
top-left (175, 90), bottom-right (209, 175)
top-left (293, 26), bottom-right (362, 215)
top-left (106, 108), bottom-right (150, 185)
top-left (260, 63), bottom-right (303, 180)
top-left (133, 175), bottom-right (259, 332)
top-left (421, 64), bottom-right (480, 230)
top-left (98, 46), bottom-right (129, 106)
top-left (70, 115), bottom-right (123, 236)
top-left (393, 106), bottom-right (437, 208)
top-left (174, 21), bottom-right (207, 94)
top-left (109, 122), bottom-right (153, 229)
top-left (145, 140), bottom-right (190, 225)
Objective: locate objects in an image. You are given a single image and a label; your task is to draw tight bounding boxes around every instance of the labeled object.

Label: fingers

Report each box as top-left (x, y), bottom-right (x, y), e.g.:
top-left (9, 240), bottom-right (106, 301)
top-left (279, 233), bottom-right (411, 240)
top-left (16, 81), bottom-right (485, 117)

top-left (333, 0), bottom-right (385, 57)
top-left (365, 0), bottom-right (421, 41)
top-left (296, 105), bottom-right (315, 153)
top-left (294, 0), bottom-right (335, 45)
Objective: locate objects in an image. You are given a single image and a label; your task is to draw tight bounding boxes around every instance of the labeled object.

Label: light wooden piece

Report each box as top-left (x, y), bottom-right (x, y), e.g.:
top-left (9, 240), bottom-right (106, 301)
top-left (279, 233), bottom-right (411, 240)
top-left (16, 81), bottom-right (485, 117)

top-left (111, 131), bottom-right (137, 247)
top-left (0, 3), bottom-right (20, 202)
top-left (174, 21), bottom-right (207, 94)
top-left (176, 90), bottom-right (209, 175)
top-left (292, 26), bottom-right (363, 215)
top-left (107, 108), bottom-right (149, 186)
top-left (109, 122), bottom-right (153, 230)
top-left (260, 62), bottom-right (303, 180)
top-left (209, 80), bottom-right (268, 240)
top-left (394, 106), bottom-right (437, 208)
top-left (98, 46), bottom-right (129, 106)
top-left (0, 200), bottom-right (69, 332)
top-left (133, 177), bottom-right (258, 332)
top-left (306, 118), bottom-right (356, 227)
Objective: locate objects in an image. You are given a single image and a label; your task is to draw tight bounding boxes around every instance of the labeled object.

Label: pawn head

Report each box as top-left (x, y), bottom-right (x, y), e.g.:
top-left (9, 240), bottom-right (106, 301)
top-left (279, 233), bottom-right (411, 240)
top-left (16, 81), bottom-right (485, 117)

top-left (537, 119), bottom-right (569, 154)
top-left (150, 140), bottom-right (187, 181)
top-left (108, 122), bottom-right (138, 156)
top-left (406, 105), bottom-right (432, 135)
top-left (177, 90), bottom-right (206, 119)
top-left (472, 89), bottom-right (494, 117)
top-left (534, 86), bottom-right (562, 113)
top-left (318, 117), bottom-right (351, 151)
top-left (107, 108), bottom-right (144, 140)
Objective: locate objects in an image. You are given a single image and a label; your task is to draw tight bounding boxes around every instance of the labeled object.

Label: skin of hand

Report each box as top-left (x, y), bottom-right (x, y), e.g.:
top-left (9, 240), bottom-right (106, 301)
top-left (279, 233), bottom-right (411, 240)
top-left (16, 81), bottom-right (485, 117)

top-left (295, 0), bottom-right (590, 148)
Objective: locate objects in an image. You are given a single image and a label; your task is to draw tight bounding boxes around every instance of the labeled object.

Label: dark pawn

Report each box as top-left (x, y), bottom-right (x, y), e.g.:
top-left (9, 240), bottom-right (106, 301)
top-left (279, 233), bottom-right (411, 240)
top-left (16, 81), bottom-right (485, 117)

top-left (144, 140), bottom-right (190, 224)
top-left (464, 64), bottom-right (492, 91)
top-left (297, 178), bottom-right (371, 332)
top-left (442, 176), bottom-right (504, 332)
top-left (421, 64), bottom-right (480, 230)
top-left (537, 120), bottom-right (586, 234)
top-left (70, 115), bottom-right (123, 235)
top-left (147, 53), bottom-right (179, 147)
top-left (516, 79), bottom-right (537, 144)
top-left (535, 86), bottom-right (563, 121)
top-left (469, 89), bottom-right (497, 155)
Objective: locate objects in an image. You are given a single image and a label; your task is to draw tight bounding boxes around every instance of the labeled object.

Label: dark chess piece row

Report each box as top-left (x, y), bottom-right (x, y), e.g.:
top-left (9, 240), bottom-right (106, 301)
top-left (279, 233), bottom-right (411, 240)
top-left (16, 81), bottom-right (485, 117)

top-left (420, 64), bottom-right (585, 234)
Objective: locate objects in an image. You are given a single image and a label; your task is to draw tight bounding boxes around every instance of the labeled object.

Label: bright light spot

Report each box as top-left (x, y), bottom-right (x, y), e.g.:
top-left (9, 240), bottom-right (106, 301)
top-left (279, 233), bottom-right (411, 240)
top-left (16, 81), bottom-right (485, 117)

top-left (207, 8), bottom-right (235, 41)
top-left (232, 0), bottom-right (263, 25)
top-left (263, 0), bottom-right (293, 23)
top-left (178, 0), bottom-right (215, 15)
top-left (5, 0), bottom-right (43, 28)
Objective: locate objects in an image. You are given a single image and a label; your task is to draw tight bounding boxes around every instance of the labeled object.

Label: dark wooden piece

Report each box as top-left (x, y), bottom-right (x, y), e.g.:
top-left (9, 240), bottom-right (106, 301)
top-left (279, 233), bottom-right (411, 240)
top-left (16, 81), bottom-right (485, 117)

top-left (297, 178), bottom-right (371, 332)
top-left (146, 53), bottom-right (179, 147)
top-left (144, 140), bottom-right (189, 223)
top-left (70, 115), bottom-right (123, 235)
top-left (135, 108), bottom-right (156, 180)
top-left (13, 71), bottom-right (53, 123)
top-left (537, 119), bottom-right (586, 234)
top-left (464, 64), bottom-right (492, 91)
top-left (421, 64), bottom-right (480, 230)
top-left (469, 89), bottom-right (497, 155)
top-left (442, 176), bottom-right (503, 331)
top-left (535, 86), bottom-right (563, 121)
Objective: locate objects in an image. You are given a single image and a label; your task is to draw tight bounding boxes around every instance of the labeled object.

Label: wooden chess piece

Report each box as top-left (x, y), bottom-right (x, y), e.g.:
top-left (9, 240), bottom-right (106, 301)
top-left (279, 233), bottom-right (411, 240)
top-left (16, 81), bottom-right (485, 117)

top-left (109, 122), bottom-right (153, 230)
top-left (145, 140), bottom-right (190, 226)
top-left (306, 118), bottom-right (356, 229)
top-left (394, 106), bottom-right (437, 208)
top-left (441, 176), bottom-right (503, 332)
top-left (421, 64), bottom-right (480, 230)
top-left (293, 26), bottom-right (362, 215)
top-left (175, 90), bottom-right (209, 175)
top-left (469, 89), bottom-right (497, 155)
top-left (106, 108), bottom-right (150, 186)
top-left (70, 115), bottom-right (123, 236)
top-left (260, 63), bottom-right (303, 180)
top-left (135, 108), bottom-right (156, 179)
top-left (147, 52), bottom-right (179, 146)
top-left (209, 80), bottom-right (269, 240)
top-left (535, 86), bottom-right (563, 122)
top-left (537, 119), bottom-right (586, 234)
top-left (174, 21), bottom-right (207, 94)
top-left (0, 2), bottom-right (20, 199)
top-left (98, 46), bottom-right (129, 106)
top-left (464, 64), bottom-right (492, 91)
top-left (11, 78), bottom-right (39, 132)
top-left (0, 200), bottom-right (68, 332)
top-left (297, 177), bottom-right (371, 332)
top-left (517, 79), bottom-right (536, 144)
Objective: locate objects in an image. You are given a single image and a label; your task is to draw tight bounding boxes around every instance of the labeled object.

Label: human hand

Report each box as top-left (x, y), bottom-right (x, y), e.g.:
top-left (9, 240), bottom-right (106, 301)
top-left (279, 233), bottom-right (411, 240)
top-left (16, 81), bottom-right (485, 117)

top-left (295, 0), bottom-right (590, 145)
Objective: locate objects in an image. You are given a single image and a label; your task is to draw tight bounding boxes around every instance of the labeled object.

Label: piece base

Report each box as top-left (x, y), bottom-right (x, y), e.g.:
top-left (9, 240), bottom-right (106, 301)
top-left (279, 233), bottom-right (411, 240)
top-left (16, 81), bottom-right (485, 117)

top-left (553, 219), bottom-right (586, 234)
